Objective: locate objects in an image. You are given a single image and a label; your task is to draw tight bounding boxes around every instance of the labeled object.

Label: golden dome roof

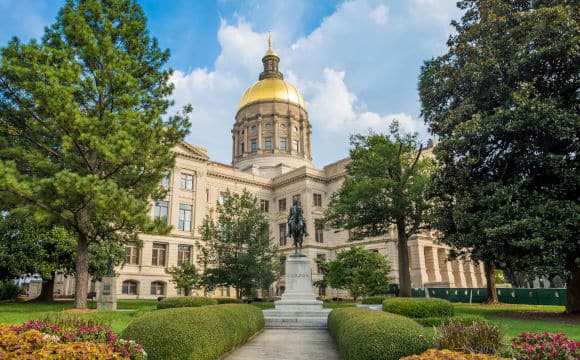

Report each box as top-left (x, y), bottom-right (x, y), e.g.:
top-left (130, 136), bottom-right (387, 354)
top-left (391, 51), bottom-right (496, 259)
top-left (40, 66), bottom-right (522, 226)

top-left (238, 78), bottom-right (306, 110)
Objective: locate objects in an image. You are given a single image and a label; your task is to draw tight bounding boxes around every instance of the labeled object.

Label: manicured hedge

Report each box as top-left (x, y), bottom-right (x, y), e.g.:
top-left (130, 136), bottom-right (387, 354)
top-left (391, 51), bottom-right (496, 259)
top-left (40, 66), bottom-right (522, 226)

top-left (121, 304), bottom-right (264, 360)
top-left (361, 296), bottom-right (388, 304)
top-left (328, 307), bottom-right (433, 360)
top-left (382, 298), bottom-right (454, 318)
top-left (216, 297), bottom-right (244, 304)
top-left (156, 296), bottom-right (217, 310)
top-left (414, 314), bottom-right (486, 327)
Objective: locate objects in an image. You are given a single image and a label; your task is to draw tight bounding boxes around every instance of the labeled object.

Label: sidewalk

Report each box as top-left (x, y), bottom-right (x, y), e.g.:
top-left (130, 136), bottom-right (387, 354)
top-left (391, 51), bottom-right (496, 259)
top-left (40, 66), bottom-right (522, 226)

top-left (224, 329), bottom-right (342, 360)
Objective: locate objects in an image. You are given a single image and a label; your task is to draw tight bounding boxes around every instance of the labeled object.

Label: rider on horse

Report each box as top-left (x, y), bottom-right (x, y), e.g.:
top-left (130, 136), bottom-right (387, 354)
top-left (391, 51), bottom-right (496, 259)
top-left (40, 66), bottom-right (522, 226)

top-left (287, 198), bottom-right (309, 238)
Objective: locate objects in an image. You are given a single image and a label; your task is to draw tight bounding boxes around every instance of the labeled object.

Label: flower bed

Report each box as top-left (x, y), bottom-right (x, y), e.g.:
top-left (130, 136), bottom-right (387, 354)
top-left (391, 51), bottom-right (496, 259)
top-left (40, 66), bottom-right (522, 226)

top-left (5, 320), bottom-right (146, 359)
top-left (505, 332), bottom-right (579, 360)
top-left (401, 349), bottom-right (509, 359)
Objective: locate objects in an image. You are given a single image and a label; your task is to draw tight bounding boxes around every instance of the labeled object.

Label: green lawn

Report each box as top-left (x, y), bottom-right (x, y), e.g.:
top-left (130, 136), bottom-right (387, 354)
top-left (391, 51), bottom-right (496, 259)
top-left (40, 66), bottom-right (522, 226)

top-left (453, 303), bottom-right (580, 341)
top-left (0, 300), bottom-right (157, 334)
top-left (1, 300), bottom-right (577, 341)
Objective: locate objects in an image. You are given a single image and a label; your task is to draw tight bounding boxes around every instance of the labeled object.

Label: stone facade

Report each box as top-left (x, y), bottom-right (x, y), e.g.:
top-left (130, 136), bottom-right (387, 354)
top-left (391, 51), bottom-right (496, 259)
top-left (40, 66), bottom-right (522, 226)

top-left (55, 41), bottom-right (486, 300)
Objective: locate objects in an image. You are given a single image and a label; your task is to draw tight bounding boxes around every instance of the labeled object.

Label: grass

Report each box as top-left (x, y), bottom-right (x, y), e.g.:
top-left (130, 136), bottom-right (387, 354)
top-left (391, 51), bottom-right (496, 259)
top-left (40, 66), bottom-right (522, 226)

top-left (0, 300), bottom-right (157, 334)
top-left (453, 303), bottom-right (580, 341)
top-left (2, 299), bottom-right (577, 341)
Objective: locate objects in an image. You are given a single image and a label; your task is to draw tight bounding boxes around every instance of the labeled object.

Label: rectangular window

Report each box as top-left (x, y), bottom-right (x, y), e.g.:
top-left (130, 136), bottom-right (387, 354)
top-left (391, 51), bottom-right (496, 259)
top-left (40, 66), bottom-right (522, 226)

top-left (260, 199), bottom-right (269, 213)
top-left (251, 139), bottom-right (257, 153)
top-left (278, 198), bottom-right (286, 211)
top-left (313, 193), bottom-right (322, 207)
top-left (241, 142), bottom-right (245, 154)
top-left (154, 200), bottom-right (169, 223)
top-left (177, 245), bottom-right (192, 266)
top-left (178, 204), bottom-right (192, 231)
top-left (150, 282), bottom-right (165, 296)
top-left (279, 223), bottom-right (287, 246)
top-left (218, 192), bottom-right (230, 205)
top-left (125, 242), bottom-right (139, 265)
top-left (161, 171), bottom-right (170, 187)
top-left (315, 220), bottom-right (324, 243)
top-left (180, 173), bottom-right (194, 190)
top-left (316, 254), bottom-right (326, 274)
top-left (122, 281), bottom-right (138, 295)
top-left (280, 137), bottom-right (287, 150)
top-left (151, 243), bottom-right (167, 266)
top-left (264, 137), bottom-right (272, 150)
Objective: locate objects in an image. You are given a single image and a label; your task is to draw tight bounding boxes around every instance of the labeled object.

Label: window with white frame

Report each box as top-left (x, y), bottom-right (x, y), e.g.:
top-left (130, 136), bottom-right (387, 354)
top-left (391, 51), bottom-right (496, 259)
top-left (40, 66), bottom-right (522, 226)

top-left (180, 173), bottom-right (194, 190)
top-left (178, 204), bottom-right (192, 231)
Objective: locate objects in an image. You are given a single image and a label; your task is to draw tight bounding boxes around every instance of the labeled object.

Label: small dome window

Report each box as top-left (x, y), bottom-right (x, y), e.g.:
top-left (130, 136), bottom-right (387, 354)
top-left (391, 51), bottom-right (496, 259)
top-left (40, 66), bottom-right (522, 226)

top-left (265, 123), bottom-right (272, 129)
top-left (280, 124), bottom-right (287, 129)
top-left (251, 125), bottom-right (257, 132)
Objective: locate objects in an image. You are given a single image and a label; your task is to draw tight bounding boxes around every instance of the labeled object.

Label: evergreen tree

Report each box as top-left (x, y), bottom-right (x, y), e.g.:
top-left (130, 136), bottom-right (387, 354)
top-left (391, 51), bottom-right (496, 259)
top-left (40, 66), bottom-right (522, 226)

top-left (324, 122), bottom-right (433, 297)
top-left (419, 1), bottom-right (578, 311)
top-left (0, 0), bottom-right (190, 308)
top-left (198, 190), bottom-right (279, 299)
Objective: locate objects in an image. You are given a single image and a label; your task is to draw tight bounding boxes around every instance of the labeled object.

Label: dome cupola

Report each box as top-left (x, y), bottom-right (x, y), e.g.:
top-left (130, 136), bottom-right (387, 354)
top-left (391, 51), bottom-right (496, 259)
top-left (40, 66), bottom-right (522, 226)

top-left (232, 35), bottom-right (312, 177)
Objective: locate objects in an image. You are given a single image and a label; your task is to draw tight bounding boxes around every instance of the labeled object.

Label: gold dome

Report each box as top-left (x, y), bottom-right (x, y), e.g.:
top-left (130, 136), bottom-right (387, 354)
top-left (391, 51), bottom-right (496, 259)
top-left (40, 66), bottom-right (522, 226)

top-left (238, 78), bottom-right (306, 110)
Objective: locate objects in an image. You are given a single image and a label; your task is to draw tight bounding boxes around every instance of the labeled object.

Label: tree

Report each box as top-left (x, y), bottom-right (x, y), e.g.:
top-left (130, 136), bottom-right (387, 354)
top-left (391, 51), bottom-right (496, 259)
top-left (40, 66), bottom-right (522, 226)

top-left (0, 0), bottom-right (190, 308)
top-left (419, 1), bottom-right (578, 311)
top-left (321, 247), bottom-right (391, 300)
top-left (0, 212), bottom-right (124, 301)
top-left (198, 190), bottom-right (279, 299)
top-left (166, 262), bottom-right (200, 296)
top-left (324, 123), bottom-right (433, 297)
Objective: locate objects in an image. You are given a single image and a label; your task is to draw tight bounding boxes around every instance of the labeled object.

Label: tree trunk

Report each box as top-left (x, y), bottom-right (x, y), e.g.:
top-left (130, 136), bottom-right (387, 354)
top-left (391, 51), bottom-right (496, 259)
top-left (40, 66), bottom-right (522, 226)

top-left (565, 259), bottom-right (580, 314)
top-left (74, 233), bottom-right (89, 309)
top-left (397, 222), bottom-right (412, 297)
top-left (484, 262), bottom-right (499, 304)
top-left (36, 275), bottom-right (55, 303)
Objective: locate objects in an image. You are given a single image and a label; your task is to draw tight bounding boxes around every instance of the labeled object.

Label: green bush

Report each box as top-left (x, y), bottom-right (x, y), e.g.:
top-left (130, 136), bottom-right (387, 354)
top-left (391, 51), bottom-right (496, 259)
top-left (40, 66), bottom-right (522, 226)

top-left (156, 296), bottom-right (217, 310)
top-left (121, 304), bottom-right (264, 360)
top-left (361, 296), bottom-right (388, 304)
top-left (436, 321), bottom-right (503, 354)
top-left (328, 307), bottom-right (433, 360)
top-left (414, 314), bottom-right (487, 327)
top-left (0, 281), bottom-right (24, 300)
top-left (382, 297), bottom-right (454, 318)
top-left (215, 298), bottom-right (243, 304)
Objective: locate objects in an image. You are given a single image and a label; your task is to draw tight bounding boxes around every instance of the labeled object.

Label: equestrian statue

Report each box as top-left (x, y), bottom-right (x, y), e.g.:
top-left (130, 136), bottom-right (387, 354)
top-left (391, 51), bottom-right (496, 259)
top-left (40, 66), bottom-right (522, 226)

top-left (287, 199), bottom-right (309, 256)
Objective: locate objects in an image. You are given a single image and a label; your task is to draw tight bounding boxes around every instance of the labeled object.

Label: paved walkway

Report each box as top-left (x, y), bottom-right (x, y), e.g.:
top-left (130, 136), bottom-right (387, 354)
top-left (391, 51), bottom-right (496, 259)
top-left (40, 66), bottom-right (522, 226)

top-left (224, 329), bottom-right (342, 360)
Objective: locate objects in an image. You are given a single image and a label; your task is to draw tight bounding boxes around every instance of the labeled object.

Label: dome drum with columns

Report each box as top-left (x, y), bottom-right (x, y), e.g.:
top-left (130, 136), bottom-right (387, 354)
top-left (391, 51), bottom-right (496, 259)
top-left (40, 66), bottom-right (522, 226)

top-left (233, 36), bottom-right (312, 177)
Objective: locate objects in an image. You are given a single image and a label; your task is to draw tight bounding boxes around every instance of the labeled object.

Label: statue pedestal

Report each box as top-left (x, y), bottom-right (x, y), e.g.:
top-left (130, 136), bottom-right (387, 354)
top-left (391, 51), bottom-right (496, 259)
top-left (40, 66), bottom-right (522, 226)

top-left (263, 255), bottom-right (330, 328)
top-left (97, 276), bottom-right (117, 311)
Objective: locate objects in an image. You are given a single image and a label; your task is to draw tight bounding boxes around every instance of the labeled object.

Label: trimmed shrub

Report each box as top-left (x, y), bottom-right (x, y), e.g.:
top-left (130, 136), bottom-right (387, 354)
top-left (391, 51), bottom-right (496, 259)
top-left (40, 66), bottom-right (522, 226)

top-left (415, 314), bottom-right (487, 327)
top-left (361, 296), bottom-right (388, 304)
top-left (156, 296), bottom-right (217, 310)
top-left (328, 307), bottom-right (433, 360)
top-left (382, 297), bottom-right (454, 318)
top-left (401, 349), bottom-right (509, 359)
top-left (215, 297), bottom-right (244, 304)
top-left (436, 321), bottom-right (503, 354)
top-left (0, 281), bottom-right (24, 300)
top-left (121, 304), bottom-right (264, 360)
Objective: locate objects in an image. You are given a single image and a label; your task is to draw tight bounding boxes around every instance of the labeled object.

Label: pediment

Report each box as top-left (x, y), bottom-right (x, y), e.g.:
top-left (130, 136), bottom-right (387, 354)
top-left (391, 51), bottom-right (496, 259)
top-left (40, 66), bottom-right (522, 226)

top-left (173, 141), bottom-right (209, 161)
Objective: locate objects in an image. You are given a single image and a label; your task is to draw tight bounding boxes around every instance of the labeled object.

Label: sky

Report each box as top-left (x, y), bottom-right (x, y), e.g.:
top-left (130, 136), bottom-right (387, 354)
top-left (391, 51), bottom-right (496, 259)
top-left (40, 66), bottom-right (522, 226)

top-left (0, 0), bottom-right (463, 168)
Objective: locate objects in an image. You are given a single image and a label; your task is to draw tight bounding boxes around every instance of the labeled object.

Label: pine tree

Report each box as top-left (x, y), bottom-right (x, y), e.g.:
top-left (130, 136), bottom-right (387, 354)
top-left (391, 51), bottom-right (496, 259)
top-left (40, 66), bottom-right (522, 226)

top-left (0, 0), bottom-right (190, 308)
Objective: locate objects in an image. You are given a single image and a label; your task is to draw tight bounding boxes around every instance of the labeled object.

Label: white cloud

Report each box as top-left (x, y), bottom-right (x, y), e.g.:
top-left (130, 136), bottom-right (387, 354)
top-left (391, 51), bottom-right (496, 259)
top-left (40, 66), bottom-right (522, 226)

top-left (170, 0), bottom-right (457, 166)
top-left (370, 4), bottom-right (389, 25)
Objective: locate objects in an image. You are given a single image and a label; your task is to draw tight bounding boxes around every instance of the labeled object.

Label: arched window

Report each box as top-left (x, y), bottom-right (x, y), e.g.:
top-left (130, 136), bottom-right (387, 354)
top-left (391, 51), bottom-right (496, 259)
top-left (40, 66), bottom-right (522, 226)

top-left (122, 280), bottom-right (138, 295)
top-left (150, 281), bottom-right (165, 296)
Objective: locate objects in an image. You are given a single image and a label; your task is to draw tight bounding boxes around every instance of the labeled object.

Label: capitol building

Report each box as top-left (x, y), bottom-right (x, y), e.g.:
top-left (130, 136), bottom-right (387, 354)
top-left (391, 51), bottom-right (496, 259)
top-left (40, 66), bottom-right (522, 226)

top-left (56, 41), bottom-right (486, 299)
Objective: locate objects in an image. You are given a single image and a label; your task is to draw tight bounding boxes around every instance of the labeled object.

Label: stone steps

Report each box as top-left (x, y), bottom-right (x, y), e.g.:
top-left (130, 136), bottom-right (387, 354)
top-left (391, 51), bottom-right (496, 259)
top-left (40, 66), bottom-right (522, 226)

top-left (263, 309), bottom-right (332, 329)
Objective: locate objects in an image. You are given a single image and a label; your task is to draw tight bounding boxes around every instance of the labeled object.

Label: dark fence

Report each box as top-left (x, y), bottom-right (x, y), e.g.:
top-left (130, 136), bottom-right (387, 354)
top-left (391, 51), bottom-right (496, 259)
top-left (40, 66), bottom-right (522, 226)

top-left (413, 287), bottom-right (567, 306)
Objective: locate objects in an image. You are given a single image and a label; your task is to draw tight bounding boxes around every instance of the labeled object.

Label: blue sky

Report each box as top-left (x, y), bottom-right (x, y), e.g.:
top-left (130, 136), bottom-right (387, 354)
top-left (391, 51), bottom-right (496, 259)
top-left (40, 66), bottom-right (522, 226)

top-left (0, 0), bottom-right (462, 167)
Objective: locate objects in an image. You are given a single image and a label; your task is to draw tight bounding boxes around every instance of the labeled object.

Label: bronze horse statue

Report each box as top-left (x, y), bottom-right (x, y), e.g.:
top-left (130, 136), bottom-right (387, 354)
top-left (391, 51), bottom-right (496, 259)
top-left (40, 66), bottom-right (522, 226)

top-left (288, 205), bottom-right (305, 256)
